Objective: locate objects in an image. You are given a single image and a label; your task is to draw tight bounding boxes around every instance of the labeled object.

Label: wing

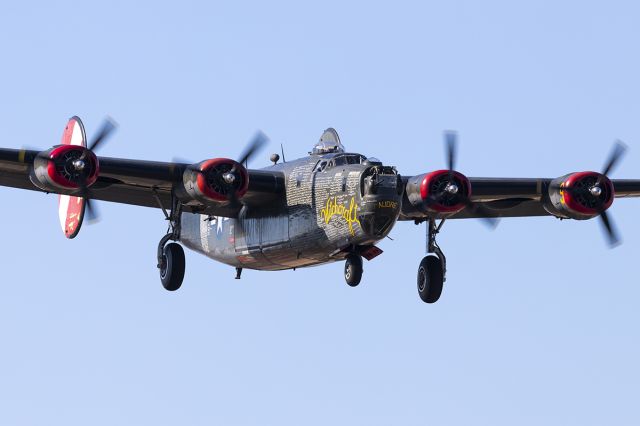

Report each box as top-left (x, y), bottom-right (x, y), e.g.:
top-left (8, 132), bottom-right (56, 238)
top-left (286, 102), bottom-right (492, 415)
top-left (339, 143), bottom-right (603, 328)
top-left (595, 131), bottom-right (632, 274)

top-left (399, 176), bottom-right (640, 221)
top-left (0, 148), bottom-right (285, 217)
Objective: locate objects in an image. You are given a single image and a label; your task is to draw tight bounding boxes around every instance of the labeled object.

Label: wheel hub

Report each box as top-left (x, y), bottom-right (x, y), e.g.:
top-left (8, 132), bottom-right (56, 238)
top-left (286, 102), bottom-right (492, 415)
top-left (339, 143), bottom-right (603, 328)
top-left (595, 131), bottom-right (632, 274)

top-left (418, 267), bottom-right (427, 292)
top-left (160, 254), bottom-right (168, 278)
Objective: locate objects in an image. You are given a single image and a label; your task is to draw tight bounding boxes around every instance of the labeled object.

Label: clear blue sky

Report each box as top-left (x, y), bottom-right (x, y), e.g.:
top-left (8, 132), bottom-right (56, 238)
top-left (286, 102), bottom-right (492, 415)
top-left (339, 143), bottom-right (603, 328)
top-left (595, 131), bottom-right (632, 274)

top-left (1, 1), bottom-right (639, 425)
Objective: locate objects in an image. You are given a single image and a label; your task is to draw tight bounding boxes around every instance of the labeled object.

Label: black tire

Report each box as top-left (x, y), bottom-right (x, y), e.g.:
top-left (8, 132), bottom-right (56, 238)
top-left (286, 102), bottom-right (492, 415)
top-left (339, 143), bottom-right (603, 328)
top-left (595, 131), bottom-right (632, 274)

top-left (344, 254), bottom-right (363, 287)
top-left (160, 243), bottom-right (185, 291)
top-left (417, 255), bottom-right (444, 303)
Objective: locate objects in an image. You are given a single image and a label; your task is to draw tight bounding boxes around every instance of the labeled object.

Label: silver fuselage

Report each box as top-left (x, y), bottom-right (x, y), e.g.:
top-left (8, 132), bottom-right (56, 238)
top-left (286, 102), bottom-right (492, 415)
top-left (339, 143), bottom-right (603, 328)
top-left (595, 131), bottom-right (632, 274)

top-left (180, 153), bottom-right (402, 270)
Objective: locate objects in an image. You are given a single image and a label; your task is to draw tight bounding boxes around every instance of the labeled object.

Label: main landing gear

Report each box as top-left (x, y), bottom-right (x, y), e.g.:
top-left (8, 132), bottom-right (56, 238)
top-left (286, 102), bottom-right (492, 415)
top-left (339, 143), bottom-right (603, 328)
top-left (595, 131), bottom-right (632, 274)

top-left (417, 218), bottom-right (447, 304)
top-left (155, 191), bottom-right (186, 291)
top-left (160, 242), bottom-right (185, 291)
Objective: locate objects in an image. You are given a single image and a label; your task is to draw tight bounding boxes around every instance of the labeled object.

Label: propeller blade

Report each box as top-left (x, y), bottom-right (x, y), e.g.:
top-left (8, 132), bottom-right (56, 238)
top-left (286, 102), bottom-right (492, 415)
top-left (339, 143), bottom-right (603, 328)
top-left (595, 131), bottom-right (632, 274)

top-left (462, 197), bottom-right (500, 229)
top-left (171, 157), bottom-right (193, 165)
top-left (76, 172), bottom-right (101, 223)
top-left (599, 210), bottom-right (621, 247)
top-left (234, 204), bottom-right (247, 235)
top-left (601, 140), bottom-right (627, 177)
top-left (424, 192), bottom-right (497, 227)
top-left (444, 130), bottom-right (457, 172)
top-left (84, 198), bottom-right (100, 223)
top-left (237, 131), bottom-right (269, 166)
top-left (88, 117), bottom-right (118, 152)
top-left (424, 192), bottom-right (446, 205)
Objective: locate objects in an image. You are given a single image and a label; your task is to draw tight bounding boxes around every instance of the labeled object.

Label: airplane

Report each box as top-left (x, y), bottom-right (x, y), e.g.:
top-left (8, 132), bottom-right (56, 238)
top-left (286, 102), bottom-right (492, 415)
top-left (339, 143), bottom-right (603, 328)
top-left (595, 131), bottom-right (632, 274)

top-left (1, 116), bottom-right (638, 304)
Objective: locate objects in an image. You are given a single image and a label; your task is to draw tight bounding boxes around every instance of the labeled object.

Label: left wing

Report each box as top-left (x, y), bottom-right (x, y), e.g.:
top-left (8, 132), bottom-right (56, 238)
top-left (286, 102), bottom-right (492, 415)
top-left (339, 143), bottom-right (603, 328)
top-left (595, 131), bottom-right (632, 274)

top-left (398, 176), bottom-right (640, 221)
top-left (400, 133), bottom-right (640, 224)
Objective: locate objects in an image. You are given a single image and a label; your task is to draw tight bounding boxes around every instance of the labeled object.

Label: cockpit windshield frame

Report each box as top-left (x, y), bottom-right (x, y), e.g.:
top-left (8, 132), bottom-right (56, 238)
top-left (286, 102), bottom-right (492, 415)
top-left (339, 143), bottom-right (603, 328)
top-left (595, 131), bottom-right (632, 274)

top-left (313, 153), bottom-right (367, 172)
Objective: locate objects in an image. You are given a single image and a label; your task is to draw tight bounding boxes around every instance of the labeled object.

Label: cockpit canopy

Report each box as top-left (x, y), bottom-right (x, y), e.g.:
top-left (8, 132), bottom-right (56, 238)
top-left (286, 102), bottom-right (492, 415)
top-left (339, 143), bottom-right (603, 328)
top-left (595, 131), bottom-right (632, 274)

top-left (312, 128), bottom-right (345, 155)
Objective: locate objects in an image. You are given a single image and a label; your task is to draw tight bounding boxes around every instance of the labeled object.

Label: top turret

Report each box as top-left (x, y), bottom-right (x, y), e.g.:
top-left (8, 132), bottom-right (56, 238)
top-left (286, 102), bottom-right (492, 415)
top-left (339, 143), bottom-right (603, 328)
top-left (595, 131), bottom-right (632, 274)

top-left (311, 128), bottom-right (345, 155)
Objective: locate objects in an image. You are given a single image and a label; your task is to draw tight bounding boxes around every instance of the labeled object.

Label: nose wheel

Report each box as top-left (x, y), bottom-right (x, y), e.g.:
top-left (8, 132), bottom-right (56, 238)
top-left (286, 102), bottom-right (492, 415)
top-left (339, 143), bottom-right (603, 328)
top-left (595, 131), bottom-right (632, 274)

top-left (344, 254), bottom-right (363, 287)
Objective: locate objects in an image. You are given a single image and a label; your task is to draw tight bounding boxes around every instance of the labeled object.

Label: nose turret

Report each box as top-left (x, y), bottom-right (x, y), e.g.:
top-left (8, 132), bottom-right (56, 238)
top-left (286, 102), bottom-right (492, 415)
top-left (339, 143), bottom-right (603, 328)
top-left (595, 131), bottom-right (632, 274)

top-left (358, 164), bottom-right (403, 237)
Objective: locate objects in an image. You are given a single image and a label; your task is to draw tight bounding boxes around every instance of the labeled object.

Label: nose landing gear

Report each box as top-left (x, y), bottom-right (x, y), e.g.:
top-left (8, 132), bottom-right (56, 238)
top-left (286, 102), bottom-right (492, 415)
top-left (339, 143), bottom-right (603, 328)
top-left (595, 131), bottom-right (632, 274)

top-left (417, 218), bottom-right (446, 303)
top-left (344, 254), bottom-right (363, 287)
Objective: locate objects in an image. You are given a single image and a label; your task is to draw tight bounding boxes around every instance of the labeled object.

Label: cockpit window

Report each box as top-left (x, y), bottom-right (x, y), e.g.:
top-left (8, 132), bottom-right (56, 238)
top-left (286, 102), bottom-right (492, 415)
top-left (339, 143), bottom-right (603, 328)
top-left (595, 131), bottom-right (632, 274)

top-left (315, 154), bottom-right (367, 172)
top-left (334, 156), bottom-right (347, 166)
top-left (346, 155), bottom-right (365, 165)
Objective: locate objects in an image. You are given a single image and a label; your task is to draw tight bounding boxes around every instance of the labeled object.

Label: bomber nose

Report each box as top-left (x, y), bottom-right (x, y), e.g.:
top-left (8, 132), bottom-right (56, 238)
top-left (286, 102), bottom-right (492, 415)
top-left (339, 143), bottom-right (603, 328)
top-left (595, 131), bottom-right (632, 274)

top-left (359, 165), bottom-right (402, 238)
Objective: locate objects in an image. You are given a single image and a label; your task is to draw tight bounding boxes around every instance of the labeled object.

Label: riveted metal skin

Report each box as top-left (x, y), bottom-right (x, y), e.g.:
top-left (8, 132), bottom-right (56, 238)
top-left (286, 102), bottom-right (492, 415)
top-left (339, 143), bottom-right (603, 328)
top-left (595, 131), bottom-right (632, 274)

top-left (180, 153), bottom-right (403, 270)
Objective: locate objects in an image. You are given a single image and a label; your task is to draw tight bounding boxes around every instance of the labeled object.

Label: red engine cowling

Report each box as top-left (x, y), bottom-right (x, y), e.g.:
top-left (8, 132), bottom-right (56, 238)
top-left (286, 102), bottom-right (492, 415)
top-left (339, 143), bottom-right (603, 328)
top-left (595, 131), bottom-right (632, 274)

top-left (31, 145), bottom-right (99, 192)
top-left (405, 169), bottom-right (471, 214)
top-left (545, 172), bottom-right (614, 220)
top-left (182, 158), bottom-right (249, 205)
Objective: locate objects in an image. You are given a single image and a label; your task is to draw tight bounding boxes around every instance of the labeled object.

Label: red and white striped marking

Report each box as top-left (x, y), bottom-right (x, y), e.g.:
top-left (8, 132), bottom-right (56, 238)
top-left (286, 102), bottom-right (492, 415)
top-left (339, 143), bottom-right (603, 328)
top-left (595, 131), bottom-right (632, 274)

top-left (58, 117), bottom-right (87, 239)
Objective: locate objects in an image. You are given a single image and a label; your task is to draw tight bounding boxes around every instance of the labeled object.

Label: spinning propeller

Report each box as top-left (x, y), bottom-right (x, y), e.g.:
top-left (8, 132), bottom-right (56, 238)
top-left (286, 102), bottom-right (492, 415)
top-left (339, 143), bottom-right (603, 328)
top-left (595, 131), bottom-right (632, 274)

top-left (188, 130), bottom-right (269, 204)
top-left (75, 117), bottom-right (118, 222)
top-left (238, 131), bottom-right (269, 167)
top-left (230, 131), bottom-right (269, 229)
top-left (551, 141), bottom-right (627, 247)
top-left (230, 130), bottom-right (268, 205)
top-left (222, 130), bottom-right (269, 234)
top-left (428, 131), bottom-right (500, 228)
top-left (597, 141), bottom-right (627, 246)
top-left (182, 131), bottom-right (269, 233)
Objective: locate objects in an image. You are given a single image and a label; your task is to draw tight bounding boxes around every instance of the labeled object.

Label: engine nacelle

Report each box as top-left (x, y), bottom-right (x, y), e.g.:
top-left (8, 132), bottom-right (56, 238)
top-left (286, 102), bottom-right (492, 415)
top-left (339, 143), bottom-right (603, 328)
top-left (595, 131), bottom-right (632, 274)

top-left (405, 169), bottom-right (471, 214)
top-left (31, 145), bottom-right (99, 192)
top-left (545, 172), bottom-right (614, 220)
top-left (182, 158), bottom-right (249, 205)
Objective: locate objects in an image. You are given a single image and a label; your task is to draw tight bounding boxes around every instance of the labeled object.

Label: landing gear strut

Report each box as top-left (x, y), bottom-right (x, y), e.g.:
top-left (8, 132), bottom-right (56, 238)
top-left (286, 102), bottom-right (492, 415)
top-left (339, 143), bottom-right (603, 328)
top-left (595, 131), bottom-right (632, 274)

top-left (417, 218), bottom-right (446, 303)
top-left (156, 191), bottom-right (185, 291)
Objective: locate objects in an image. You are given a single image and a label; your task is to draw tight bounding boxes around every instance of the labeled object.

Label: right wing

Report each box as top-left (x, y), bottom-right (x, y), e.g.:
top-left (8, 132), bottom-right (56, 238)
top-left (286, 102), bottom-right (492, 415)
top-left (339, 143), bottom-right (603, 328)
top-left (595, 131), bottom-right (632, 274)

top-left (0, 148), bottom-right (286, 217)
